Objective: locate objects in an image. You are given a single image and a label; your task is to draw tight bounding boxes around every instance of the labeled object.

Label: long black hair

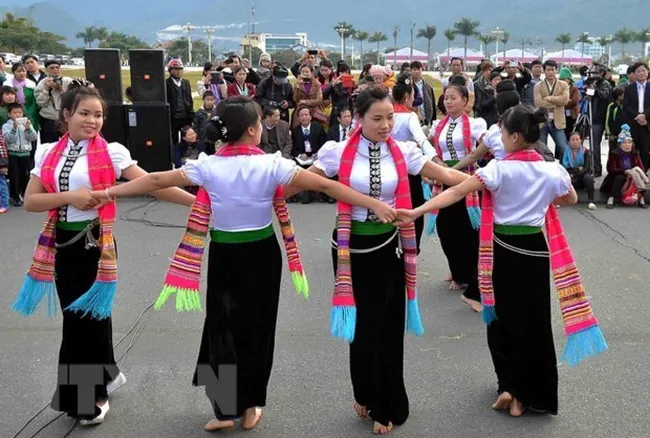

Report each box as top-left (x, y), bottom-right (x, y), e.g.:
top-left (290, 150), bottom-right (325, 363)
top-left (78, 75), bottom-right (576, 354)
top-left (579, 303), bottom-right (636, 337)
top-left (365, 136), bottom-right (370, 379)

top-left (206, 96), bottom-right (261, 143)
top-left (500, 104), bottom-right (547, 144)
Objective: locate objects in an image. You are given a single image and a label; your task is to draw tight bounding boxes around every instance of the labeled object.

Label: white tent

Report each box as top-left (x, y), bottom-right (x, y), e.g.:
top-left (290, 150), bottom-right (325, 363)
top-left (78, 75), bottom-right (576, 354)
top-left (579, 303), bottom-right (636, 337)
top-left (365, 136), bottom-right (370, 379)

top-left (383, 47), bottom-right (429, 63)
top-left (437, 47), bottom-right (485, 65)
top-left (545, 49), bottom-right (593, 65)
top-left (491, 48), bottom-right (539, 64)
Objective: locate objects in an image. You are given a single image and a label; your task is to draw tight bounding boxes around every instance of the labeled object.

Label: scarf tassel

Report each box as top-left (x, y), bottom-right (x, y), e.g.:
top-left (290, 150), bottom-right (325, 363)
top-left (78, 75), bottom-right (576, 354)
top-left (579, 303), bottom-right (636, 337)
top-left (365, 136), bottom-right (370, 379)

top-left (422, 181), bottom-right (438, 236)
top-left (155, 285), bottom-right (203, 311)
top-left (467, 206), bottom-right (482, 230)
top-left (330, 305), bottom-right (356, 343)
top-left (290, 271), bottom-right (309, 299)
top-left (406, 296), bottom-right (424, 336)
top-left (560, 325), bottom-right (608, 368)
top-left (481, 305), bottom-right (498, 325)
top-left (65, 281), bottom-right (116, 320)
top-left (12, 274), bottom-right (58, 317)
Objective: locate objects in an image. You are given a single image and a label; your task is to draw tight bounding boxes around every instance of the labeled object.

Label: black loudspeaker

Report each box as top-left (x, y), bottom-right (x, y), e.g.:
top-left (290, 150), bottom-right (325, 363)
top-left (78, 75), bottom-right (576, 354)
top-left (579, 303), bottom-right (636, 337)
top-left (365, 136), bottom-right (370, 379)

top-left (129, 49), bottom-right (166, 104)
top-left (84, 49), bottom-right (123, 104)
top-left (102, 104), bottom-right (128, 146)
top-left (127, 104), bottom-right (172, 172)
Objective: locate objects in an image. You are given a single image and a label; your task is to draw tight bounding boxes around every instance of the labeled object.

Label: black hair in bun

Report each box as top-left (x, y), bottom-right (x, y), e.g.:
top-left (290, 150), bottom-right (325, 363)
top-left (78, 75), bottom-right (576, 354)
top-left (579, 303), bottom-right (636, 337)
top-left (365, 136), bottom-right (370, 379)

top-left (392, 73), bottom-right (414, 103)
top-left (206, 96), bottom-right (261, 143)
top-left (496, 80), bottom-right (520, 115)
top-left (57, 80), bottom-right (107, 133)
top-left (501, 104), bottom-right (547, 144)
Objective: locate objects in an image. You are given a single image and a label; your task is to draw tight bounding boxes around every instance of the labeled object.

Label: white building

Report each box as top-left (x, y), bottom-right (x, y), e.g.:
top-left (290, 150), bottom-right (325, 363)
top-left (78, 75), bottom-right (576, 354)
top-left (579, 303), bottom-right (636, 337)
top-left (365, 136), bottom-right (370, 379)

top-left (241, 33), bottom-right (309, 53)
top-left (573, 37), bottom-right (604, 59)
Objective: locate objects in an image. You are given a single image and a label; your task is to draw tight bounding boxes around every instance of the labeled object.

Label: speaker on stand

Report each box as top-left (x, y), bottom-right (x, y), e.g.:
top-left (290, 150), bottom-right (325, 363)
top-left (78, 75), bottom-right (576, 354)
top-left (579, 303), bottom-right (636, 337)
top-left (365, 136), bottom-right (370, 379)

top-left (129, 49), bottom-right (167, 104)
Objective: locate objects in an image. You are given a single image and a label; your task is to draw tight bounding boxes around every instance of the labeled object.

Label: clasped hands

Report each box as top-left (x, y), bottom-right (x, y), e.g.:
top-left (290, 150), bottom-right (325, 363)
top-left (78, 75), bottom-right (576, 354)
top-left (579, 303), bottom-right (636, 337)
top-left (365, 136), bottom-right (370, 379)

top-left (66, 188), bottom-right (114, 211)
top-left (372, 202), bottom-right (420, 227)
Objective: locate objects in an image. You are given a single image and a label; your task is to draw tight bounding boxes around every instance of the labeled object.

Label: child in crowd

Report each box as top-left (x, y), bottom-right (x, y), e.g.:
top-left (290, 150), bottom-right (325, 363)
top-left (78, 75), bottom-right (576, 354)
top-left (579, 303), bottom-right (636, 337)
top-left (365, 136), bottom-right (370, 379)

top-left (2, 102), bottom-right (38, 206)
top-left (173, 126), bottom-right (205, 169)
top-left (0, 129), bottom-right (8, 213)
top-left (601, 125), bottom-right (648, 209)
top-left (0, 86), bottom-right (18, 126)
top-left (193, 91), bottom-right (218, 155)
top-left (606, 87), bottom-right (625, 148)
top-left (559, 132), bottom-right (596, 210)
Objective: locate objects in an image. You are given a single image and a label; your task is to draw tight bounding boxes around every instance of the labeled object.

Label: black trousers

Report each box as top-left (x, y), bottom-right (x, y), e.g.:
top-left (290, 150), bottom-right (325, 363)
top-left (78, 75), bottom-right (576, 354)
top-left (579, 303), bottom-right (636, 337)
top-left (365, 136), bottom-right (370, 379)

top-left (50, 227), bottom-right (120, 419)
top-left (488, 231), bottom-right (558, 414)
top-left (408, 174), bottom-right (425, 254)
top-left (437, 194), bottom-right (480, 301)
top-left (630, 122), bottom-right (650, 170)
top-left (331, 230), bottom-right (409, 427)
top-left (171, 116), bottom-right (193, 145)
top-left (572, 173), bottom-right (595, 202)
top-left (8, 155), bottom-right (30, 200)
top-left (608, 174), bottom-right (628, 198)
top-left (40, 117), bottom-right (59, 143)
top-left (193, 236), bottom-right (282, 420)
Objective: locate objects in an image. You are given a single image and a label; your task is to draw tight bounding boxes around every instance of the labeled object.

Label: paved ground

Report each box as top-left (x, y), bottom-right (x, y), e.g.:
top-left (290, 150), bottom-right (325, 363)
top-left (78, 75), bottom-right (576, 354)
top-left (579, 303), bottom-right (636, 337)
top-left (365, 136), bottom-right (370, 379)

top-left (1, 190), bottom-right (650, 438)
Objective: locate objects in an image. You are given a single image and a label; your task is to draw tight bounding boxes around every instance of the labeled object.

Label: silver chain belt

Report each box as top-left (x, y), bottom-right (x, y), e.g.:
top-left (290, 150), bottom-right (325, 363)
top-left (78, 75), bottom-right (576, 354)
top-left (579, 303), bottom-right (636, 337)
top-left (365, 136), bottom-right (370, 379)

top-left (493, 235), bottom-right (549, 258)
top-left (330, 229), bottom-right (402, 258)
top-left (55, 220), bottom-right (100, 250)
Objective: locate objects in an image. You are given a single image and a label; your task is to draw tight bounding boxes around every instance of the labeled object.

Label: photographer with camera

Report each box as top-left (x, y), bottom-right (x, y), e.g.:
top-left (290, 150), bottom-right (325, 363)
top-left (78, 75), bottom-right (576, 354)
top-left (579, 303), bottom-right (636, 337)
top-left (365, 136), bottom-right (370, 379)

top-left (34, 60), bottom-right (72, 143)
top-left (493, 59), bottom-right (532, 97)
top-left (581, 63), bottom-right (612, 177)
top-left (255, 65), bottom-right (294, 123)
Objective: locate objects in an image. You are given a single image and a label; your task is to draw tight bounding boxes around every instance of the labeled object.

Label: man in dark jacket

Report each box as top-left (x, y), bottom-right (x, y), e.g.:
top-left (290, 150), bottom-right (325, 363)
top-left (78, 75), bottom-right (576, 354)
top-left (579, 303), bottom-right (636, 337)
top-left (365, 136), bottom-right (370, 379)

top-left (410, 61), bottom-right (436, 125)
top-left (493, 60), bottom-right (532, 98)
top-left (255, 66), bottom-right (294, 123)
top-left (193, 91), bottom-right (218, 154)
top-left (259, 105), bottom-right (293, 159)
top-left (585, 66), bottom-right (612, 176)
top-left (166, 59), bottom-right (195, 144)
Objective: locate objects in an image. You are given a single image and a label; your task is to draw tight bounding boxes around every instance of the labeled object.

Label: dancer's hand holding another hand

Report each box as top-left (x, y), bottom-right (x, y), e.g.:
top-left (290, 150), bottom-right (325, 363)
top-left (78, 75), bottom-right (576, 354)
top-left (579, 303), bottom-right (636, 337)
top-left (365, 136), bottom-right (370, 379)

top-left (370, 200), bottom-right (397, 224)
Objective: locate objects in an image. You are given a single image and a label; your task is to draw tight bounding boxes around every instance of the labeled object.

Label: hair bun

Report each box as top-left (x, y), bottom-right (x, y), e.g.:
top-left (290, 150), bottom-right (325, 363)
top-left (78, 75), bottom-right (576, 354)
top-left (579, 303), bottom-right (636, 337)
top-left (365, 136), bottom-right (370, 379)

top-left (68, 78), bottom-right (94, 90)
top-left (396, 73), bottom-right (412, 86)
top-left (496, 79), bottom-right (516, 93)
top-left (531, 107), bottom-right (548, 124)
top-left (210, 115), bottom-right (228, 141)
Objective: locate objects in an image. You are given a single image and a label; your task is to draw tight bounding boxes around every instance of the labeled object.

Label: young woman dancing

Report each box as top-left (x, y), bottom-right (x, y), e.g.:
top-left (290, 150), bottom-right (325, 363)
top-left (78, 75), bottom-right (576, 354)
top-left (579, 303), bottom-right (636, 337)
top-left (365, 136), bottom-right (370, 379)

top-left (13, 80), bottom-right (194, 425)
top-left (88, 96), bottom-right (397, 432)
top-left (398, 104), bottom-right (607, 417)
top-left (287, 86), bottom-right (470, 434)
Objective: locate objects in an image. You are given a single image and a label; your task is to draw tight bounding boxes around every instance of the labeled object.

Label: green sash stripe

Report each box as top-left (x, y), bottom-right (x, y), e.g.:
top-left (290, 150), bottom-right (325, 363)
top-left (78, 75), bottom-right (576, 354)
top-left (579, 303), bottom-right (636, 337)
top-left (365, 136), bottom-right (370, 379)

top-left (210, 224), bottom-right (274, 243)
top-left (494, 224), bottom-right (543, 235)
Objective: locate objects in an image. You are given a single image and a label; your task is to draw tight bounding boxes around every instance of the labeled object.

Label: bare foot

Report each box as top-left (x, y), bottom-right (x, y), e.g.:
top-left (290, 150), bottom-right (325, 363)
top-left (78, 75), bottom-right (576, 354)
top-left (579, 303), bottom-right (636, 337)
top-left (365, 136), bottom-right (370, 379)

top-left (444, 272), bottom-right (453, 282)
top-left (492, 392), bottom-right (513, 410)
top-left (373, 421), bottom-right (394, 435)
top-left (242, 407), bottom-right (263, 430)
top-left (204, 419), bottom-right (236, 431)
top-left (461, 295), bottom-right (483, 313)
top-left (353, 401), bottom-right (368, 419)
top-left (449, 281), bottom-right (466, 291)
top-left (509, 398), bottom-right (525, 417)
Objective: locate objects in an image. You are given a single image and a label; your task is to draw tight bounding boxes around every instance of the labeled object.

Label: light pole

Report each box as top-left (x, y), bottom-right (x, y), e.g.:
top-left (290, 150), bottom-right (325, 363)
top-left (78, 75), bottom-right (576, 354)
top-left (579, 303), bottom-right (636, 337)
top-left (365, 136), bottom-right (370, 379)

top-left (492, 27), bottom-right (504, 63)
top-left (247, 0), bottom-right (253, 62)
top-left (205, 28), bottom-right (214, 62)
top-left (336, 25), bottom-right (349, 59)
top-left (183, 22), bottom-right (194, 65)
top-left (410, 21), bottom-right (416, 62)
top-left (608, 34), bottom-right (613, 67)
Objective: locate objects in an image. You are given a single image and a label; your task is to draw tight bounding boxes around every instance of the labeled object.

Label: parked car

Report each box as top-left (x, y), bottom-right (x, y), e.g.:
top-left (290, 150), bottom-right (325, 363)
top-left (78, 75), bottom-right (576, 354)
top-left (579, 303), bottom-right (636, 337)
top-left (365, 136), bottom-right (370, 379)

top-left (71, 57), bottom-right (84, 66)
top-left (0, 53), bottom-right (21, 64)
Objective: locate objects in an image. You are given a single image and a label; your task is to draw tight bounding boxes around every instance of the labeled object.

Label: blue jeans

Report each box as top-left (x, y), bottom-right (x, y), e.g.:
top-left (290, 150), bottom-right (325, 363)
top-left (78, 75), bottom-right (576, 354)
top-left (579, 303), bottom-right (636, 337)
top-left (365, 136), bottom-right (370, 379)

top-left (540, 121), bottom-right (569, 159)
top-left (0, 175), bottom-right (8, 209)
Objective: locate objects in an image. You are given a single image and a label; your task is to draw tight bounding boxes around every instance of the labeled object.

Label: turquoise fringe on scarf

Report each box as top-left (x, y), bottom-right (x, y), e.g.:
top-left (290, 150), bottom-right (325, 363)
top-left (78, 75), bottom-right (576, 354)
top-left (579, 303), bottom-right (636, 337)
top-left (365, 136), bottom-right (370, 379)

top-left (154, 285), bottom-right (203, 312)
top-left (291, 271), bottom-right (309, 299)
top-left (65, 281), bottom-right (116, 320)
top-left (482, 305), bottom-right (497, 325)
top-left (406, 297), bottom-right (424, 336)
top-left (331, 306), bottom-right (356, 343)
top-left (467, 206), bottom-right (482, 230)
top-left (12, 274), bottom-right (58, 317)
top-left (560, 325), bottom-right (608, 367)
top-left (422, 181), bottom-right (437, 236)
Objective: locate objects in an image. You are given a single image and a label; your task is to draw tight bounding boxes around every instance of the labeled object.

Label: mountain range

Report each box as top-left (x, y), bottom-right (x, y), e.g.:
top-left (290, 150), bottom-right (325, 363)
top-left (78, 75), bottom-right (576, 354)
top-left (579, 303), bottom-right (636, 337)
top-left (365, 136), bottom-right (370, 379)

top-left (1, 0), bottom-right (647, 54)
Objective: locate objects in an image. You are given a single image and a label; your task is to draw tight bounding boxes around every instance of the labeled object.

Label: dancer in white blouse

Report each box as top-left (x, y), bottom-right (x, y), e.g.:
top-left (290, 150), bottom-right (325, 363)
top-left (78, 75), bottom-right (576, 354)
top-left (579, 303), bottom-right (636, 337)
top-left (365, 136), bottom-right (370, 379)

top-left (428, 84), bottom-right (486, 312)
top-left (287, 86), bottom-right (470, 435)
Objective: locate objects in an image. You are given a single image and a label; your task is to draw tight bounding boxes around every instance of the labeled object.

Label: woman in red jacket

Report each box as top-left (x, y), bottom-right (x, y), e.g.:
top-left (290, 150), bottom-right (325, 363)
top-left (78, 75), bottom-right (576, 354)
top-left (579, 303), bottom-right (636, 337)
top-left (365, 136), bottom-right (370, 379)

top-left (227, 67), bottom-right (256, 98)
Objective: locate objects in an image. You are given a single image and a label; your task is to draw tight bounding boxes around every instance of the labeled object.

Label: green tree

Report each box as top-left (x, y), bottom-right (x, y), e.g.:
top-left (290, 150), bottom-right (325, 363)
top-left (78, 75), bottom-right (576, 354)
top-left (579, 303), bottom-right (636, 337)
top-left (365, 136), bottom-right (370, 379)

top-left (555, 33), bottom-right (571, 59)
top-left (477, 34), bottom-right (495, 59)
top-left (417, 25), bottom-right (436, 69)
top-left (95, 27), bottom-right (111, 46)
top-left (444, 28), bottom-right (455, 60)
top-left (353, 31), bottom-right (369, 69)
top-left (635, 28), bottom-right (650, 59)
top-left (369, 32), bottom-right (388, 64)
top-left (35, 32), bottom-right (69, 55)
top-left (168, 38), bottom-right (209, 65)
top-left (519, 37), bottom-right (532, 57)
top-left (392, 26), bottom-right (400, 65)
top-left (76, 26), bottom-right (97, 48)
top-left (334, 22), bottom-right (355, 59)
top-left (99, 32), bottom-right (149, 52)
top-left (268, 48), bottom-right (299, 69)
top-left (576, 32), bottom-right (590, 57)
top-left (614, 28), bottom-right (634, 59)
top-left (0, 12), bottom-right (69, 54)
top-left (453, 17), bottom-right (481, 62)
top-left (240, 46), bottom-right (263, 66)
top-left (500, 31), bottom-right (510, 59)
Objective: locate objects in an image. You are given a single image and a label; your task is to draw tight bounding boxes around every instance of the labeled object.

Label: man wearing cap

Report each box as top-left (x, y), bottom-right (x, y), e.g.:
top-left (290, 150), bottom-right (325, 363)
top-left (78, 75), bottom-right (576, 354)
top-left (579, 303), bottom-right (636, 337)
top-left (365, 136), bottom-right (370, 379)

top-left (257, 53), bottom-right (273, 82)
top-left (34, 60), bottom-right (72, 143)
top-left (166, 59), bottom-right (195, 144)
top-left (493, 59), bottom-right (531, 97)
top-left (255, 65), bottom-right (294, 123)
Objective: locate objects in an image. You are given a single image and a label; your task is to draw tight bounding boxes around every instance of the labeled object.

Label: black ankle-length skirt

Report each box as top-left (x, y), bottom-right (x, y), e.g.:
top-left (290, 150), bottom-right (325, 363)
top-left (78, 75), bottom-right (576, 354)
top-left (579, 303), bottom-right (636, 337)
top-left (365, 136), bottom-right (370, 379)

top-left (192, 235), bottom-right (282, 420)
top-left (436, 193), bottom-right (480, 301)
top-left (488, 231), bottom-right (558, 414)
top-left (331, 229), bottom-right (409, 427)
top-left (50, 226), bottom-right (120, 419)
top-left (408, 174), bottom-right (425, 253)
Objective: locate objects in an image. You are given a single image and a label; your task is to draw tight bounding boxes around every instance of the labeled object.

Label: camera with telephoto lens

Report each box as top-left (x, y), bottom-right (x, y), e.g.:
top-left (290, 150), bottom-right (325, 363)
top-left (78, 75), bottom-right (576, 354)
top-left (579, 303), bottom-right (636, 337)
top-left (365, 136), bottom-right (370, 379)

top-left (584, 63), bottom-right (607, 87)
top-left (50, 75), bottom-right (63, 87)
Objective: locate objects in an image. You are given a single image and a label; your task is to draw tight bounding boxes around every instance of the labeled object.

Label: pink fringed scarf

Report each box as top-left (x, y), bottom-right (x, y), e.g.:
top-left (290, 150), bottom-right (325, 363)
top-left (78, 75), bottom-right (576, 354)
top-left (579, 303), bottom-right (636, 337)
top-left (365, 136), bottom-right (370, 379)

top-left (13, 134), bottom-right (118, 319)
top-left (331, 127), bottom-right (423, 343)
top-left (156, 144), bottom-right (308, 311)
top-left (425, 113), bottom-right (481, 233)
top-left (478, 149), bottom-right (607, 366)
